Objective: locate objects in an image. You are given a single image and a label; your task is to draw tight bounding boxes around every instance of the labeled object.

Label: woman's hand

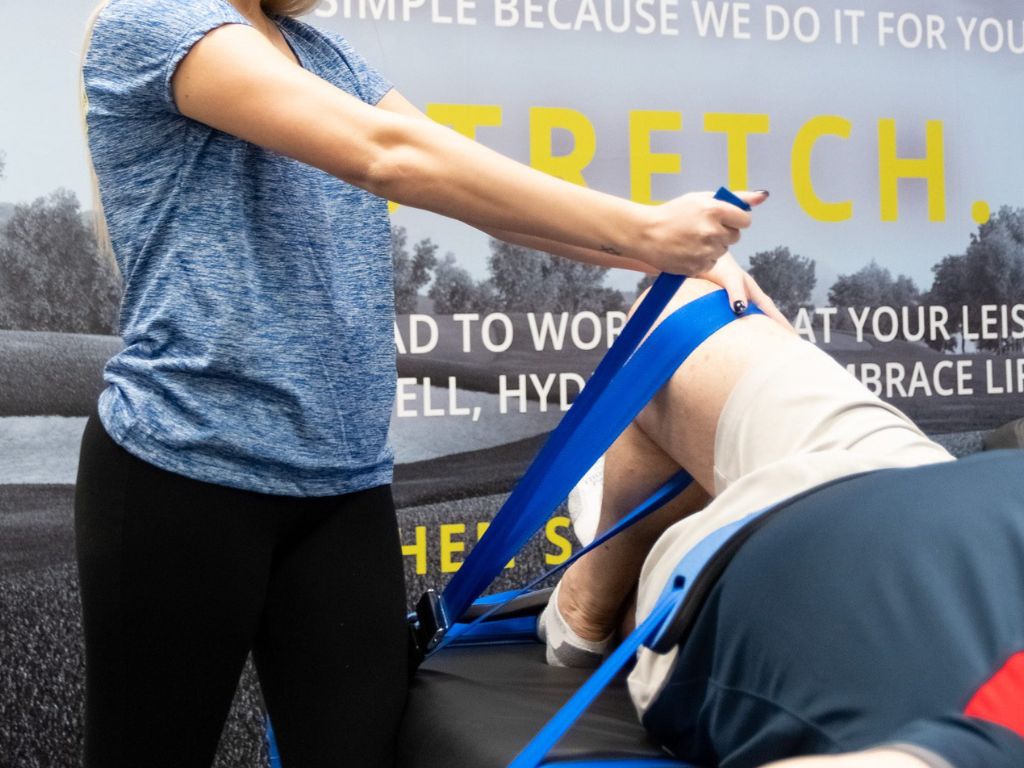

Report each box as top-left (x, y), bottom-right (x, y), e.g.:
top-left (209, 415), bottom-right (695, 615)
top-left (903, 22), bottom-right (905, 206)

top-left (637, 190), bottom-right (767, 275)
top-left (697, 252), bottom-right (796, 331)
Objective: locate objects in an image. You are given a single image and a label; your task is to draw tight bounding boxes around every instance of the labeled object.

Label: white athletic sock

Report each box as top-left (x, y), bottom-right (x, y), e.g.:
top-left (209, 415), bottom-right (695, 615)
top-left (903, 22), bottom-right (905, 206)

top-left (537, 582), bottom-right (614, 668)
top-left (567, 456), bottom-right (604, 546)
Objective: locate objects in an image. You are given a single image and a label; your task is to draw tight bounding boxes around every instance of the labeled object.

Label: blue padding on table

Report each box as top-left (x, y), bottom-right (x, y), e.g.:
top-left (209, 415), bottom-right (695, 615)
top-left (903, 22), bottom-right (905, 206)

top-left (447, 616), bottom-right (540, 646)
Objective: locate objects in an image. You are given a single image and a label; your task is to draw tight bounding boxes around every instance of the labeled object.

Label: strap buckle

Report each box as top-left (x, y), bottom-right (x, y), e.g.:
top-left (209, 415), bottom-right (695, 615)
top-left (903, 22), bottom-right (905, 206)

top-left (408, 589), bottom-right (449, 662)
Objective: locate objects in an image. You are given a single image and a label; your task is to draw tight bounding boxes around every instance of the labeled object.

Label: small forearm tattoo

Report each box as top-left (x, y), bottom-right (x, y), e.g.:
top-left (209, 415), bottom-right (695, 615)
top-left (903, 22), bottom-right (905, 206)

top-left (599, 245), bottom-right (622, 256)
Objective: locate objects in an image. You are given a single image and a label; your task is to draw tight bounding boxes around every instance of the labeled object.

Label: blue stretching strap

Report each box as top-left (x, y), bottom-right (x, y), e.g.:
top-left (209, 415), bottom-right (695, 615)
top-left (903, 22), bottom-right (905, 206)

top-left (436, 271), bottom-right (686, 628)
top-left (436, 186), bottom-right (753, 632)
top-left (396, 188), bottom-right (760, 768)
top-left (436, 288), bottom-right (762, 642)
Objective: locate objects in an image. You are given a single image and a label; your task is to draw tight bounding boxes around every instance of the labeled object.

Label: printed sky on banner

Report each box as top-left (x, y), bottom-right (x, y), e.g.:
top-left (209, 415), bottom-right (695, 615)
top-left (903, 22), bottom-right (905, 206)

top-left (0, 0), bottom-right (1020, 298)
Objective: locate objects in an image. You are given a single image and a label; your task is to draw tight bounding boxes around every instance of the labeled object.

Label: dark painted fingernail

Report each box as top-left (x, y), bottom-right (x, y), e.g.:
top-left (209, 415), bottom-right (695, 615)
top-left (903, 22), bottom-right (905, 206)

top-left (755, 190), bottom-right (770, 198)
top-left (733, 300), bottom-right (747, 315)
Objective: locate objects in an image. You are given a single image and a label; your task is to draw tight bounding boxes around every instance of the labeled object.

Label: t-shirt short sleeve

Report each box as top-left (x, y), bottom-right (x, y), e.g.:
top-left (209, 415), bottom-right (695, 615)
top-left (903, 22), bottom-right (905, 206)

top-left (884, 716), bottom-right (1024, 768)
top-left (85, 0), bottom-right (251, 116)
top-left (321, 30), bottom-right (393, 105)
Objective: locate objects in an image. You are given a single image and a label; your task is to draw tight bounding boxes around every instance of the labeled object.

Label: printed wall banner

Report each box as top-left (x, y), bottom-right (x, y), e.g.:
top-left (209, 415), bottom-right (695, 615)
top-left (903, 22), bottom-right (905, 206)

top-left (1, 1), bottom-right (1022, 765)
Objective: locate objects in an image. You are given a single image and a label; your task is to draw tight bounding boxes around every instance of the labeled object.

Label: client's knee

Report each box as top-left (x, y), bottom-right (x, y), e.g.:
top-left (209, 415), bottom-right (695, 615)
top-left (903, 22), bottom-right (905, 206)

top-left (629, 277), bottom-right (723, 327)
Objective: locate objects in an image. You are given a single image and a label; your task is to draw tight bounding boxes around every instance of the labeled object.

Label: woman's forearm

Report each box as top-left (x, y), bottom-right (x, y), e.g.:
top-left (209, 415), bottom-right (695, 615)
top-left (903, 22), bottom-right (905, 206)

top-left (361, 112), bottom-right (755, 275)
top-left (481, 227), bottom-right (656, 274)
top-left (372, 92), bottom-right (657, 274)
top-left (362, 116), bottom-right (651, 262)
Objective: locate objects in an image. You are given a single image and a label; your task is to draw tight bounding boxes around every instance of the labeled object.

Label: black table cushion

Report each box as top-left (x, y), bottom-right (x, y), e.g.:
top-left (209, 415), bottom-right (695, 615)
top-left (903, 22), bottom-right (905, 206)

top-left (397, 642), bottom-right (667, 767)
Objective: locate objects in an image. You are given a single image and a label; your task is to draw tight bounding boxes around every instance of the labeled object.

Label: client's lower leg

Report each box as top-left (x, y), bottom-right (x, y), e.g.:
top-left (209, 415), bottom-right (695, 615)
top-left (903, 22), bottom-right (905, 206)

top-left (556, 423), bottom-right (710, 643)
top-left (548, 278), bottom-right (802, 659)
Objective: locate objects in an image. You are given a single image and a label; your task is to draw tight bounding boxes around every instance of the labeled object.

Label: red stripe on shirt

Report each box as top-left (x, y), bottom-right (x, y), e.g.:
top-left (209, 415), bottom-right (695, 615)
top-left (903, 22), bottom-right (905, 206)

top-left (965, 651), bottom-right (1024, 739)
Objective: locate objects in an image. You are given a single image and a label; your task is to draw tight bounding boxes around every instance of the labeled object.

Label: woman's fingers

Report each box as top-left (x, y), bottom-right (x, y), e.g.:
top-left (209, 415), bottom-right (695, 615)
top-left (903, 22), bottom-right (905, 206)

top-left (713, 201), bottom-right (753, 231)
top-left (697, 254), bottom-right (750, 314)
top-left (697, 256), bottom-right (799, 332)
top-left (651, 189), bottom-right (768, 275)
top-left (710, 189), bottom-right (768, 229)
top-left (733, 189), bottom-right (771, 208)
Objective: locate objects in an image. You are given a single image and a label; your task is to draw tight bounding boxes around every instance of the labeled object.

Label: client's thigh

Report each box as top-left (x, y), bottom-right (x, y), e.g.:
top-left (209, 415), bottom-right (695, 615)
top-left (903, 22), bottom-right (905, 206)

top-left (634, 279), bottom-right (950, 496)
top-left (633, 278), bottom-right (807, 491)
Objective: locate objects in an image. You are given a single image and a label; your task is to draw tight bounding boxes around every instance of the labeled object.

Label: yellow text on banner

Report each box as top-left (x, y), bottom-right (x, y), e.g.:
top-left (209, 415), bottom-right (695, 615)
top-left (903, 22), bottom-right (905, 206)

top-left (704, 113), bottom-right (770, 192)
top-left (530, 107), bottom-right (596, 186)
top-left (629, 110), bottom-right (682, 205)
top-left (879, 118), bottom-right (946, 222)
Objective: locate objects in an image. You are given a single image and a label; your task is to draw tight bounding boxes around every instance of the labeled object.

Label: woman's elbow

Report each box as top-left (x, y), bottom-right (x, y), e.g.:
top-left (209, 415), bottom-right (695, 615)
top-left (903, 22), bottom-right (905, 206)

top-left (360, 137), bottom-right (433, 202)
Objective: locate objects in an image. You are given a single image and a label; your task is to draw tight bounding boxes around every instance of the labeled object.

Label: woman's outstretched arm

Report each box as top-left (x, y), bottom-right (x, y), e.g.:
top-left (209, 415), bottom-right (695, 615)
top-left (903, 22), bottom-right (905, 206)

top-left (171, 23), bottom-right (760, 277)
top-left (374, 89), bottom-right (659, 275)
top-left (375, 90), bottom-right (791, 320)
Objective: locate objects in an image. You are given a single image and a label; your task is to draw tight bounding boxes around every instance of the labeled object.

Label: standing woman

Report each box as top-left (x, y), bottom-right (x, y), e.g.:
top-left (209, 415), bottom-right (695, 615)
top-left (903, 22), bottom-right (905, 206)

top-left (76, 0), bottom-right (782, 766)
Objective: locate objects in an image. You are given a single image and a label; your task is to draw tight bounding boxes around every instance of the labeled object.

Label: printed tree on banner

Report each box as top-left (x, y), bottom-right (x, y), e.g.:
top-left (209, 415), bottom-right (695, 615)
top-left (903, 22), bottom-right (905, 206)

top-left (924, 254), bottom-right (968, 353)
top-left (546, 256), bottom-right (624, 313)
top-left (926, 206), bottom-right (1024, 355)
top-left (487, 239), bottom-right (624, 313)
top-left (0, 189), bottom-right (120, 334)
top-left (392, 225), bottom-right (438, 313)
top-left (487, 239), bottom-right (561, 311)
top-left (429, 252), bottom-right (496, 313)
top-left (828, 261), bottom-right (920, 338)
top-left (635, 272), bottom-right (656, 296)
top-left (747, 246), bottom-right (816, 319)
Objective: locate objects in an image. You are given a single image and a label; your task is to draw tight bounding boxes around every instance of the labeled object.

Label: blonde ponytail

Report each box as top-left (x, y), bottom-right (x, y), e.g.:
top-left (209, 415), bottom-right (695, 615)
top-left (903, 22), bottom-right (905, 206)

top-left (262, 0), bottom-right (320, 15)
top-left (81, 0), bottom-right (115, 271)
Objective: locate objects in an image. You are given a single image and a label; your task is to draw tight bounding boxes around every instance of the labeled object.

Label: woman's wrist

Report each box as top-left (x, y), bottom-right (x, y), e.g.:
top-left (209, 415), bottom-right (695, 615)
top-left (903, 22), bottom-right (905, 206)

top-left (605, 201), bottom-right (661, 272)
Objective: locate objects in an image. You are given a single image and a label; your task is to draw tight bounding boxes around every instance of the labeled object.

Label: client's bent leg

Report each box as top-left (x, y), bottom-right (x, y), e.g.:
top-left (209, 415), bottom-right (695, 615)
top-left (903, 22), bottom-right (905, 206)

top-left (556, 423), bottom-right (710, 643)
top-left (548, 279), bottom-right (797, 659)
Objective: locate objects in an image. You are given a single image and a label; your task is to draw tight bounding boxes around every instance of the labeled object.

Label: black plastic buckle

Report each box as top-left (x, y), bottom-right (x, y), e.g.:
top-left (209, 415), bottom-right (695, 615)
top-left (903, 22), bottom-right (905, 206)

top-left (407, 589), bottom-right (449, 665)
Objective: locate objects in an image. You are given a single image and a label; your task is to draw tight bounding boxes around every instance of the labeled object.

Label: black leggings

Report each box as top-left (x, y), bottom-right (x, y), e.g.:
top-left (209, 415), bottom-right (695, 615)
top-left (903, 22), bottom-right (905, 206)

top-left (74, 410), bottom-right (408, 768)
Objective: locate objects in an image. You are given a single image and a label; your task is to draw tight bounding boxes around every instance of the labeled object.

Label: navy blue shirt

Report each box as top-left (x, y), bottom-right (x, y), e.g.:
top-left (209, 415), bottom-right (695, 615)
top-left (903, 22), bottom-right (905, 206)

top-left (642, 453), bottom-right (1024, 768)
top-left (84, 0), bottom-right (396, 496)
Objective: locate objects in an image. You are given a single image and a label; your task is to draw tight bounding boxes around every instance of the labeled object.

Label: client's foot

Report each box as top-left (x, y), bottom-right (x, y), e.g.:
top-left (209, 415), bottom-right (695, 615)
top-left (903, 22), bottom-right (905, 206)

top-left (537, 579), bottom-right (616, 668)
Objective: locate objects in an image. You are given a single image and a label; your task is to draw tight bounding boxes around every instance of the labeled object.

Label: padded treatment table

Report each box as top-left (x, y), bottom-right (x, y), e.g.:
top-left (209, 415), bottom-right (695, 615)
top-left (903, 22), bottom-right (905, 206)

top-left (397, 643), bottom-right (666, 766)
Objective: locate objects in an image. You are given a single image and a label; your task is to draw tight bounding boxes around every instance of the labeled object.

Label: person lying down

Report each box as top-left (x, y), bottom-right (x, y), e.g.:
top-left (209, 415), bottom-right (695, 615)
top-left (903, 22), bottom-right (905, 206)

top-left (538, 277), bottom-right (1024, 768)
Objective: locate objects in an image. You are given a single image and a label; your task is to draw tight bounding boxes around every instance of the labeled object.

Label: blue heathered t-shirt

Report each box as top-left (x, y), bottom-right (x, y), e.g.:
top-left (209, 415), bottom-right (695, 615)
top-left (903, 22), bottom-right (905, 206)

top-left (83, 0), bottom-right (397, 496)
